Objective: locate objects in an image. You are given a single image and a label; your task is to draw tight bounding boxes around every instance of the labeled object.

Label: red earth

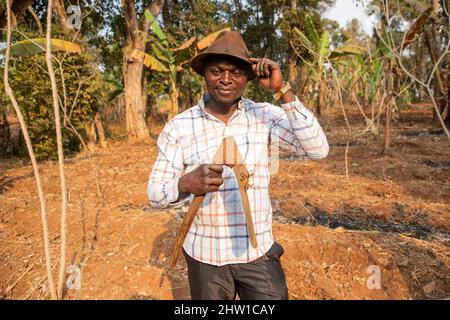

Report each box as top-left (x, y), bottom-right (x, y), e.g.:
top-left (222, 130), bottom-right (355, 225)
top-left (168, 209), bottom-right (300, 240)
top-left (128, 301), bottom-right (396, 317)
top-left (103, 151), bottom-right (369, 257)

top-left (1, 104), bottom-right (449, 299)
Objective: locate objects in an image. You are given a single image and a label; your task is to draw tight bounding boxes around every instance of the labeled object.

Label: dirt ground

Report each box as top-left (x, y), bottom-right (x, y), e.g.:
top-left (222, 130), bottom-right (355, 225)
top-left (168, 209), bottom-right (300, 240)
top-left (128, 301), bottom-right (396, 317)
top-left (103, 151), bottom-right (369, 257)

top-left (1, 103), bottom-right (449, 300)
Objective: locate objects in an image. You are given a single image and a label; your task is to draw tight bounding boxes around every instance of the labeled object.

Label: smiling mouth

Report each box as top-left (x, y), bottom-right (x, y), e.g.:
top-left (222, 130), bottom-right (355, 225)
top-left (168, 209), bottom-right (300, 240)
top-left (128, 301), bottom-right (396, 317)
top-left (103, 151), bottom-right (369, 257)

top-left (216, 88), bottom-right (234, 96)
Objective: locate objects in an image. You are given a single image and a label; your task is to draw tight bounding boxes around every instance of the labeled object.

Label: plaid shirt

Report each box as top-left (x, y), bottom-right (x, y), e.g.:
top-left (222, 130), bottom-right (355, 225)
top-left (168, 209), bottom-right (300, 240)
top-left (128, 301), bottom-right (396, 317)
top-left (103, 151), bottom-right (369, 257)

top-left (147, 94), bottom-right (329, 266)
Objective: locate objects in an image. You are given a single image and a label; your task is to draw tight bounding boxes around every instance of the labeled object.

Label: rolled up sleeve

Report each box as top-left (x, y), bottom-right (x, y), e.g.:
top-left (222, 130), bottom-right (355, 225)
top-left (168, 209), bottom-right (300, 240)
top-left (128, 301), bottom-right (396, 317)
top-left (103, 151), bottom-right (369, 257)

top-left (270, 96), bottom-right (329, 160)
top-left (147, 121), bottom-right (186, 208)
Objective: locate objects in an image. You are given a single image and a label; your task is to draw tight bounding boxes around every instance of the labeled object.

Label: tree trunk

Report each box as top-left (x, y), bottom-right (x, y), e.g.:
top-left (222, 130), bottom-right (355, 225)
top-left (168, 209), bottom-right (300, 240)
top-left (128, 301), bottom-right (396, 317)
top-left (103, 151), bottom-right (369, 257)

top-left (121, 0), bottom-right (164, 140)
top-left (0, 111), bottom-right (12, 155)
top-left (84, 121), bottom-right (97, 152)
top-left (123, 45), bottom-right (149, 139)
top-left (94, 111), bottom-right (107, 148)
top-left (53, 0), bottom-right (70, 34)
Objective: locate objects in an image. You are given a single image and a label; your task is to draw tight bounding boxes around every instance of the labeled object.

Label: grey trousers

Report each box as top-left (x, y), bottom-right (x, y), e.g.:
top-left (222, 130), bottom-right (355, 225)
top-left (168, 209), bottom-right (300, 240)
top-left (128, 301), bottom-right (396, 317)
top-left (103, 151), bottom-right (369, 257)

top-left (182, 242), bottom-right (288, 300)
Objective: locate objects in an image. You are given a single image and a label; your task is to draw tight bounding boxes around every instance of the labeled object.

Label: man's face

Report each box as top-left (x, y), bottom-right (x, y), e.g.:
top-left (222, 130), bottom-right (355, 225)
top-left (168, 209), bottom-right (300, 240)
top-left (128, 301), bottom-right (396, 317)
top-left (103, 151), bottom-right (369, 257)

top-left (204, 56), bottom-right (249, 106)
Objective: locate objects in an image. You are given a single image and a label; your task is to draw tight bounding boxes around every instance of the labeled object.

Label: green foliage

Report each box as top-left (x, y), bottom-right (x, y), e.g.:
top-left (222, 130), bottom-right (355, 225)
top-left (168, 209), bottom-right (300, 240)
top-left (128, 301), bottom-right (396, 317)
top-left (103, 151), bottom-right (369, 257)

top-left (142, 7), bottom-right (232, 117)
top-left (79, 0), bottom-right (127, 84)
top-left (144, 9), bottom-right (229, 74)
top-left (161, 0), bottom-right (228, 46)
top-left (293, 12), bottom-right (365, 102)
top-left (1, 50), bottom-right (106, 160)
top-left (2, 0), bottom-right (433, 154)
top-left (294, 14), bottom-right (365, 62)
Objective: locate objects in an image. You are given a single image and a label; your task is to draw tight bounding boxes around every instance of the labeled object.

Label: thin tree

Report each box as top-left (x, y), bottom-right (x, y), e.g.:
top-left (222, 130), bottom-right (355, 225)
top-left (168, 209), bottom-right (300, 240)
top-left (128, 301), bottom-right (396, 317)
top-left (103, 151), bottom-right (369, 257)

top-left (45, 0), bottom-right (68, 298)
top-left (3, 0), bottom-right (57, 300)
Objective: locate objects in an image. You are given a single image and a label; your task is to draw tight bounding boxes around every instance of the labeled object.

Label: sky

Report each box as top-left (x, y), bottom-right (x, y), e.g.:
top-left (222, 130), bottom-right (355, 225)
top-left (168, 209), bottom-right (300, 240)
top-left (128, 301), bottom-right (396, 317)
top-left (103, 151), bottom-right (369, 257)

top-left (323, 0), bottom-right (377, 35)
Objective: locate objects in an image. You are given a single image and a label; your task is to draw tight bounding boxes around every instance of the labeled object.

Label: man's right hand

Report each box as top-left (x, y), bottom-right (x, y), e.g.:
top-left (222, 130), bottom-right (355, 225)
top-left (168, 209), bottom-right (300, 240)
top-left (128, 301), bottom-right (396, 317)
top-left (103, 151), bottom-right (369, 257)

top-left (178, 164), bottom-right (224, 196)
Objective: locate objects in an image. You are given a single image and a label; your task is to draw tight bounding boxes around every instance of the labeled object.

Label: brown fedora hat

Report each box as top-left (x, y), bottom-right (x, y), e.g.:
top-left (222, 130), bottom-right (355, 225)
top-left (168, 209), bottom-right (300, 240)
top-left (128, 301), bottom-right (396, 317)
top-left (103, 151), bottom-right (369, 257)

top-left (190, 30), bottom-right (257, 80)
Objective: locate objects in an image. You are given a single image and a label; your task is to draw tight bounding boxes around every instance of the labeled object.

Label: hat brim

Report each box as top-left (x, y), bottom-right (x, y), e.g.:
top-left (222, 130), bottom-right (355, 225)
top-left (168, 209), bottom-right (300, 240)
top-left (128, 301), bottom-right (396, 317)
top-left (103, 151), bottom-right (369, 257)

top-left (190, 51), bottom-right (257, 81)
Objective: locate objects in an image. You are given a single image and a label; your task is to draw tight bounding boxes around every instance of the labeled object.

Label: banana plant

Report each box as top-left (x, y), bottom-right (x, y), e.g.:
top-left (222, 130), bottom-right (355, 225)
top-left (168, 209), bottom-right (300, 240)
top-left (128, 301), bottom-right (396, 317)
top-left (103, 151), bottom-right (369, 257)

top-left (142, 9), bottom-right (229, 119)
top-left (293, 14), bottom-right (364, 115)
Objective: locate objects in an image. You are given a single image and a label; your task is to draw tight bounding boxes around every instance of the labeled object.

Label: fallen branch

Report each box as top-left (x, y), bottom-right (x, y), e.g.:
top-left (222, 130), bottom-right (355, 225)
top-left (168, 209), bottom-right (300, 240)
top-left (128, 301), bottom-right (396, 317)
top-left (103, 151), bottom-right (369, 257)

top-left (4, 263), bottom-right (35, 296)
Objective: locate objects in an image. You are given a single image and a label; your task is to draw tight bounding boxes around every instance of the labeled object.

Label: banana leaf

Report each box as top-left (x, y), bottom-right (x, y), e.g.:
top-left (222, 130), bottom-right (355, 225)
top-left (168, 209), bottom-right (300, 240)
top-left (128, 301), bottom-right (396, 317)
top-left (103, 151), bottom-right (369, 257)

top-left (175, 36), bottom-right (197, 51)
top-left (305, 14), bottom-right (320, 47)
top-left (4, 38), bottom-right (81, 57)
top-left (173, 36), bottom-right (197, 67)
top-left (151, 42), bottom-right (172, 64)
top-left (140, 51), bottom-right (169, 72)
top-left (319, 30), bottom-right (331, 59)
top-left (144, 9), bottom-right (167, 44)
top-left (329, 45), bottom-right (365, 59)
top-left (293, 27), bottom-right (315, 53)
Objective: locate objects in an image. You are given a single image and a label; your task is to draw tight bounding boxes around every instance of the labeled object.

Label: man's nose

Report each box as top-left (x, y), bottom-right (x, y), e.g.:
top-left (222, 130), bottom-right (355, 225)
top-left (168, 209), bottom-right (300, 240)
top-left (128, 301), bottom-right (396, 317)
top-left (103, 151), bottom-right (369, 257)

top-left (220, 71), bottom-right (233, 84)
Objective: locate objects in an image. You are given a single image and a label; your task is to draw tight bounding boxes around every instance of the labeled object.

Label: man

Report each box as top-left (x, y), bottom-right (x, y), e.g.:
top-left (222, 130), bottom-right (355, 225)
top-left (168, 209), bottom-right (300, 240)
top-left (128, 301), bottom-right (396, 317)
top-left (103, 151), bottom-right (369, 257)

top-left (148, 31), bottom-right (329, 300)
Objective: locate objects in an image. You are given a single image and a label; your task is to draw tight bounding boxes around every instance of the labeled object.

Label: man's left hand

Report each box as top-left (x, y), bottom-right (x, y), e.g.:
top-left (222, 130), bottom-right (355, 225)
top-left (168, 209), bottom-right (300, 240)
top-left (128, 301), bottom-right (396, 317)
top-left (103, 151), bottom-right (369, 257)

top-left (248, 57), bottom-right (284, 92)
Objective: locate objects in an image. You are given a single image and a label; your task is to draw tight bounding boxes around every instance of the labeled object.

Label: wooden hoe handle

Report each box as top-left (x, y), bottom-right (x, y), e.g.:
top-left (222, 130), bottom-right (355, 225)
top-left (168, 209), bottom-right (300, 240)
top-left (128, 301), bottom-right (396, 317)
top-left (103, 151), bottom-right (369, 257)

top-left (169, 195), bottom-right (204, 268)
top-left (169, 137), bottom-right (258, 268)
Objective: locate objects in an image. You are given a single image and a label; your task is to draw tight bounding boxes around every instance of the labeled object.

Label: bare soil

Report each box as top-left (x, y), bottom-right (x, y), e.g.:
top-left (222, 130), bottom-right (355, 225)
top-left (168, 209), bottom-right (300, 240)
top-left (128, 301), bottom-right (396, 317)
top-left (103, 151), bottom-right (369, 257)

top-left (1, 104), bottom-right (449, 300)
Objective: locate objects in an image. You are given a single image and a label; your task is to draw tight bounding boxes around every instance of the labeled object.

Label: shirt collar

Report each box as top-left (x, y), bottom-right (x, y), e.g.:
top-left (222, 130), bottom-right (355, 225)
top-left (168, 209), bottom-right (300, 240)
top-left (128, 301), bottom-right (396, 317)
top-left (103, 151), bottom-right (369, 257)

top-left (199, 93), bottom-right (246, 116)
